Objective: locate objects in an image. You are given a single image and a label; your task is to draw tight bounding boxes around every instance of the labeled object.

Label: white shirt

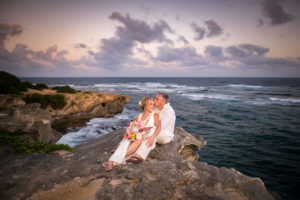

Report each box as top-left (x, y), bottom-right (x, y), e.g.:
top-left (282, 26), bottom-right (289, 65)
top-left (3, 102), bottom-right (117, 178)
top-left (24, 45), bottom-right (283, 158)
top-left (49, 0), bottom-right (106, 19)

top-left (156, 103), bottom-right (176, 140)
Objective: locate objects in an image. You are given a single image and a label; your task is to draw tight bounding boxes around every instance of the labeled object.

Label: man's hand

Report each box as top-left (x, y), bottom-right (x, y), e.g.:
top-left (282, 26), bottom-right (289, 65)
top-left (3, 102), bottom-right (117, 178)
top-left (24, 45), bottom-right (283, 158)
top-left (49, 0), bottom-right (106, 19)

top-left (146, 136), bottom-right (155, 147)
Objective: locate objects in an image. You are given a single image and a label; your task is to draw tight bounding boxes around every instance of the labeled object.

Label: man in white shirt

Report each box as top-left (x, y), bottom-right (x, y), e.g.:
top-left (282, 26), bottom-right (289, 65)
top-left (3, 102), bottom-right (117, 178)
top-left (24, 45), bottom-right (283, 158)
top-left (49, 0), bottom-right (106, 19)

top-left (154, 92), bottom-right (176, 144)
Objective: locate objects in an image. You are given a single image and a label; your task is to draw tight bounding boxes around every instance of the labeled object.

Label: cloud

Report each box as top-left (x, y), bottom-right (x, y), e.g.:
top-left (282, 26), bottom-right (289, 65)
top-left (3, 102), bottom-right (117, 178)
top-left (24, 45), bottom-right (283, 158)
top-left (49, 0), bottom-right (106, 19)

top-left (178, 35), bottom-right (189, 44)
top-left (75, 43), bottom-right (87, 49)
top-left (0, 22), bottom-right (76, 76)
top-left (89, 12), bottom-right (173, 70)
top-left (154, 43), bottom-right (299, 71)
top-left (257, 18), bottom-right (264, 27)
top-left (205, 45), bottom-right (223, 57)
top-left (204, 19), bottom-right (223, 37)
top-left (190, 23), bottom-right (205, 41)
top-left (262, 0), bottom-right (294, 25)
top-left (0, 23), bottom-right (23, 46)
top-left (225, 44), bottom-right (269, 58)
top-left (156, 46), bottom-right (205, 67)
top-left (191, 19), bottom-right (223, 41)
top-left (109, 12), bottom-right (173, 43)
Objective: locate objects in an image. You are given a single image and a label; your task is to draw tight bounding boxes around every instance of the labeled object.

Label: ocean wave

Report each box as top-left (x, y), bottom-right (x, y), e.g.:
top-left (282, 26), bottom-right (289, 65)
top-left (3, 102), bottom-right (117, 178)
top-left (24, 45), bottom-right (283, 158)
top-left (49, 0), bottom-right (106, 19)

top-left (182, 93), bottom-right (237, 101)
top-left (56, 108), bottom-right (137, 147)
top-left (226, 84), bottom-right (265, 89)
top-left (269, 97), bottom-right (300, 103)
top-left (74, 82), bottom-right (203, 94)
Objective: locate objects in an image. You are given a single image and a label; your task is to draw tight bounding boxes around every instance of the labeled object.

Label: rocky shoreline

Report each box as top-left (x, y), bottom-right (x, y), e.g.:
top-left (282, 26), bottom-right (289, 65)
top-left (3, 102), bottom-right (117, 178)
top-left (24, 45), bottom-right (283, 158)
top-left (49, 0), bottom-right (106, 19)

top-left (0, 89), bottom-right (130, 144)
top-left (0, 127), bottom-right (277, 200)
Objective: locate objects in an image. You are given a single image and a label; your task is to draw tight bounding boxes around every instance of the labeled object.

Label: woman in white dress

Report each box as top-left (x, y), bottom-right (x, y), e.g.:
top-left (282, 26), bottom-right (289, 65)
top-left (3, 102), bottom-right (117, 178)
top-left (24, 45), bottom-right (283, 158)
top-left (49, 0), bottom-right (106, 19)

top-left (103, 97), bottom-right (161, 171)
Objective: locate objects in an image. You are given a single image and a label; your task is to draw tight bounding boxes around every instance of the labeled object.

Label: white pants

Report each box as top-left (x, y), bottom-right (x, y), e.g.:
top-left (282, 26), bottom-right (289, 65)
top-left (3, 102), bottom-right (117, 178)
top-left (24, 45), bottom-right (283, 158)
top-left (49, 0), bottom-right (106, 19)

top-left (156, 131), bottom-right (172, 144)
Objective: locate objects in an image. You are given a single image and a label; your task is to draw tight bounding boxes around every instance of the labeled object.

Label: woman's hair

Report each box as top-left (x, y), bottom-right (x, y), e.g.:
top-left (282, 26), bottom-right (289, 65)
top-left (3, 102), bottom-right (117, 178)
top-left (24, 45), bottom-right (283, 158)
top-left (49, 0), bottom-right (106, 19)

top-left (138, 96), bottom-right (153, 110)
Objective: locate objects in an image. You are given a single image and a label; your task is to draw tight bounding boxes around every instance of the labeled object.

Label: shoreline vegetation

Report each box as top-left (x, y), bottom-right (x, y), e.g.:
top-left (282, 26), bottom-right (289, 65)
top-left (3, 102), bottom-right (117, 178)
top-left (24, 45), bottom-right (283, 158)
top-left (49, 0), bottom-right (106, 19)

top-left (0, 71), bottom-right (76, 153)
top-left (0, 128), bottom-right (73, 154)
top-left (0, 71), bottom-right (130, 154)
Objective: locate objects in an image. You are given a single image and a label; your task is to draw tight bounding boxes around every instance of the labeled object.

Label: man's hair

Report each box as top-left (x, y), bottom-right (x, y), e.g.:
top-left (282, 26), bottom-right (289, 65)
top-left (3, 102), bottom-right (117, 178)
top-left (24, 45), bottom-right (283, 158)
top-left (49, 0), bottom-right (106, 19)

top-left (158, 92), bottom-right (169, 103)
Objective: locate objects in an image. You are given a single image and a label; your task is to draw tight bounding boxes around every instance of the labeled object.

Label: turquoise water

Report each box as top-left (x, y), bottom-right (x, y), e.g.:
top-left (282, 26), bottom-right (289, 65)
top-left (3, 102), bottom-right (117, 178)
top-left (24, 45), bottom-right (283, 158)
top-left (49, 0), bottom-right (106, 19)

top-left (22, 77), bottom-right (300, 199)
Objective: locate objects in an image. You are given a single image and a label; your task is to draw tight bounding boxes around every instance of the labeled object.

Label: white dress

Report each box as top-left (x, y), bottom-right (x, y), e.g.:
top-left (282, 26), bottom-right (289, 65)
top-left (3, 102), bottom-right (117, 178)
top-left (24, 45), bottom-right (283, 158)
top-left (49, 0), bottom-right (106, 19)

top-left (109, 112), bottom-right (156, 164)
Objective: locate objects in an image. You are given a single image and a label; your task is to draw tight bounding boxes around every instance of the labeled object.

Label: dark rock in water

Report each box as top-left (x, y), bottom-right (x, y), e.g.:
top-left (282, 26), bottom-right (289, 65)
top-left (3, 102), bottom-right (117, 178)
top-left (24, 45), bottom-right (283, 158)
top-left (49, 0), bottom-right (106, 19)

top-left (0, 127), bottom-right (276, 200)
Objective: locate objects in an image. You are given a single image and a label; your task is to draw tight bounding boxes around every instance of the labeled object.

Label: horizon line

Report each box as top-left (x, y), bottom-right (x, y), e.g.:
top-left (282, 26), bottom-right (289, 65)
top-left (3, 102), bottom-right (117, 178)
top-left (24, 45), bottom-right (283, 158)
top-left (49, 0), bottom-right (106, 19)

top-left (19, 76), bottom-right (300, 78)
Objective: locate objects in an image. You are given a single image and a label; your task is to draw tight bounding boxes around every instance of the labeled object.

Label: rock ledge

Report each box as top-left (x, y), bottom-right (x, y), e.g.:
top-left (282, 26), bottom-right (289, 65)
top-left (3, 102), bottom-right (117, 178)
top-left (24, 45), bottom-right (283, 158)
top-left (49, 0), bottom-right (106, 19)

top-left (0, 127), bottom-right (275, 200)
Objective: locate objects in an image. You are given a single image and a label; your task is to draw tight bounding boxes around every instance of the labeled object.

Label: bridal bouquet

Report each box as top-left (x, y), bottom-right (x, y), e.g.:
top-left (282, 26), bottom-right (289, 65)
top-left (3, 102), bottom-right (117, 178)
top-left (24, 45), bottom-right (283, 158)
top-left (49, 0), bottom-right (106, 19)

top-left (124, 121), bottom-right (144, 141)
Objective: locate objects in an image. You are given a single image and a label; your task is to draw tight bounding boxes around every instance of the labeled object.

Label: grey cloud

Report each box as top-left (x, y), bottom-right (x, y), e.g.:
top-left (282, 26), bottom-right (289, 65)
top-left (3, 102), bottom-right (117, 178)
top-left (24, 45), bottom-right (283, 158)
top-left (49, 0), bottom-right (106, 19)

top-left (244, 57), bottom-right (299, 67)
top-left (190, 23), bottom-right (205, 40)
top-left (178, 35), bottom-right (189, 44)
top-left (262, 0), bottom-right (294, 25)
top-left (89, 12), bottom-right (173, 70)
top-left (205, 45), bottom-right (223, 57)
top-left (257, 18), bottom-right (264, 27)
top-left (238, 44), bottom-right (269, 56)
top-left (0, 22), bottom-right (72, 76)
top-left (225, 44), bottom-right (269, 58)
top-left (75, 43), bottom-right (87, 49)
top-left (110, 12), bottom-right (173, 43)
top-left (225, 46), bottom-right (248, 58)
top-left (205, 20), bottom-right (223, 37)
top-left (0, 23), bottom-right (23, 46)
top-left (156, 46), bottom-right (205, 67)
top-left (32, 45), bottom-right (58, 62)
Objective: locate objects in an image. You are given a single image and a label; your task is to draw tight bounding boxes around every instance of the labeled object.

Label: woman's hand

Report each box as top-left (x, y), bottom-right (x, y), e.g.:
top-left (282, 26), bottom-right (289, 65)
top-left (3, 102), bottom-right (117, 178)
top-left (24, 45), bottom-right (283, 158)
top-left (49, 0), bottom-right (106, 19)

top-left (146, 135), bottom-right (155, 147)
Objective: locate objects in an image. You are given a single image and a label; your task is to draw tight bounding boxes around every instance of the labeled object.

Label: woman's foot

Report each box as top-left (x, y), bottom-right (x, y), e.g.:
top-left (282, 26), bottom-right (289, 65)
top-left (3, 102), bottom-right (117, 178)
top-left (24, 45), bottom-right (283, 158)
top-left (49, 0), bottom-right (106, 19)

top-left (126, 155), bottom-right (143, 163)
top-left (103, 161), bottom-right (113, 171)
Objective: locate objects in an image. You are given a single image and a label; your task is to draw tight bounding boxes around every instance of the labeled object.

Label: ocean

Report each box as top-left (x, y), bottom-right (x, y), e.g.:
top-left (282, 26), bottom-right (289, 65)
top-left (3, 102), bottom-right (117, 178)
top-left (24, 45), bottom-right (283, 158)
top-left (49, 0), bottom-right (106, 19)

top-left (21, 77), bottom-right (300, 200)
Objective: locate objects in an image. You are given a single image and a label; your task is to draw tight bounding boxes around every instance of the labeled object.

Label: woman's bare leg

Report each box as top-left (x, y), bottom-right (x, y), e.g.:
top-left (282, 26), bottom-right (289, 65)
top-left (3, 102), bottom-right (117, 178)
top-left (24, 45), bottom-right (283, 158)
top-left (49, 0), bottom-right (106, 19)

top-left (125, 139), bottom-right (143, 157)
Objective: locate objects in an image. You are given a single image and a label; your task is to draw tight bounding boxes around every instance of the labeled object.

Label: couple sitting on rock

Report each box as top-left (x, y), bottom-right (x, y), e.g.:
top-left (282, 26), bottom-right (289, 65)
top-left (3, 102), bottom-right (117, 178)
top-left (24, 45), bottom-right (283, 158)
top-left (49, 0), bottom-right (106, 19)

top-left (103, 92), bottom-right (176, 171)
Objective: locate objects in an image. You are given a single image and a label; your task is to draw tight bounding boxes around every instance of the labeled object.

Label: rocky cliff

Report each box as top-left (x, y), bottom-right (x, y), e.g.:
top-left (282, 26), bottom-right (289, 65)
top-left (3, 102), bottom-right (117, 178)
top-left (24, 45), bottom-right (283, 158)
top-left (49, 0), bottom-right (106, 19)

top-left (0, 90), bottom-right (130, 143)
top-left (0, 127), bottom-right (276, 200)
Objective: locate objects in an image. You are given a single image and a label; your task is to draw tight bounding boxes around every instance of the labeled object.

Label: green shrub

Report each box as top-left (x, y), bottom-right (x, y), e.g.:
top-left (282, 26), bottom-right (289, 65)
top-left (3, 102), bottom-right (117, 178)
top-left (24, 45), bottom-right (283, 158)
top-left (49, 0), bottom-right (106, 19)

top-left (23, 81), bottom-right (36, 89)
top-left (23, 82), bottom-right (49, 91)
top-left (0, 71), bottom-right (27, 94)
top-left (35, 83), bottom-right (48, 90)
top-left (0, 128), bottom-right (73, 154)
top-left (52, 86), bottom-right (78, 94)
top-left (24, 93), bottom-right (66, 109)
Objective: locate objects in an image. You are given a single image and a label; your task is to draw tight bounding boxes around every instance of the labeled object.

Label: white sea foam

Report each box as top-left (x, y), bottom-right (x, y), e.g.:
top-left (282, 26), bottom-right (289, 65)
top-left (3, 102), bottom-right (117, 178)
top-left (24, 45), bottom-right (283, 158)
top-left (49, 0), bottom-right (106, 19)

top-left (56, 108), bottom-right (137, 147)
top-left (74, 82), bottom-right (203, 94)
top-left (182, 93), bottom-right (237, 101)
top-left (227, 84), bottom-right (264, 89)
top-left (269, 97), bottom-right (300, 103)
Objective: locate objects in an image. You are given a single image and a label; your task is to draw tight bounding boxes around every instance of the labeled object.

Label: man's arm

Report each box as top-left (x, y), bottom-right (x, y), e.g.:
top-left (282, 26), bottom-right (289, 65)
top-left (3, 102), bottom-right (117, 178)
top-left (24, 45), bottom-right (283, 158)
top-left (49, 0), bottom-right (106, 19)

top-left (161, 108), bottom-right (176, 137)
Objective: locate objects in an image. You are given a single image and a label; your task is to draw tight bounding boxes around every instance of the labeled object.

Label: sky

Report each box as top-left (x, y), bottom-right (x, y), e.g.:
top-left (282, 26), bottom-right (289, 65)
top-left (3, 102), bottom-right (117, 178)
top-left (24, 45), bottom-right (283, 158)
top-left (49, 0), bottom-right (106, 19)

top-left (0, 0), bottom-right (300, 77)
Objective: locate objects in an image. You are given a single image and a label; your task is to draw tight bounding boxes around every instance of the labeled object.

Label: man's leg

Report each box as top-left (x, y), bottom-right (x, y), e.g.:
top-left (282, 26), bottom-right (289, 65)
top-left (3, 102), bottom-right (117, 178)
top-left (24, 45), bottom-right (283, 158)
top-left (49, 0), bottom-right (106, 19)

top-left (156, 132), bottom-right (171, 144)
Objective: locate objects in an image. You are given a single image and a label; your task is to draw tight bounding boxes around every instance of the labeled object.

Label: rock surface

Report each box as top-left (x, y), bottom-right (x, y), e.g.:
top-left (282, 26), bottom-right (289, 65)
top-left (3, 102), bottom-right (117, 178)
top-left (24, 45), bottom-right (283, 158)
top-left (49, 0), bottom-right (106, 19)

top-left (0, 90), bottom-right (130, 143)
top-left (0, 103), bottom-right (62, 144)
top-left (0, 127), bottom-right (275, 200)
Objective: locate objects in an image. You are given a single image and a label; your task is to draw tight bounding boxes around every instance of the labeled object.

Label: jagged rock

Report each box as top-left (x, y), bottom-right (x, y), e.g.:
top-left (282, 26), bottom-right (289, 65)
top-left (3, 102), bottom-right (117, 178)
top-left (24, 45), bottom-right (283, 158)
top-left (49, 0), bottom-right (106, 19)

top-left (0, 127), bottom-right (276, 200)
top-left (0, 103), bottom-right (62, 144)
top-left (24, 89), bottom-right (130, 132)
top-left (0, 94), bottom-right (25, 109)
top-left (0, 89), bottom-right (130, 143)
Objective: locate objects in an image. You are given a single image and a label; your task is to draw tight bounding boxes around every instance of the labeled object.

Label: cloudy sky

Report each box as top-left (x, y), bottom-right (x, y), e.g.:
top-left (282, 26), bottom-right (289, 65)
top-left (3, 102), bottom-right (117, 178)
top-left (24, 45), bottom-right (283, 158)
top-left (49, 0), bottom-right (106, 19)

top-left (1, 0), bottom-right (300, 77)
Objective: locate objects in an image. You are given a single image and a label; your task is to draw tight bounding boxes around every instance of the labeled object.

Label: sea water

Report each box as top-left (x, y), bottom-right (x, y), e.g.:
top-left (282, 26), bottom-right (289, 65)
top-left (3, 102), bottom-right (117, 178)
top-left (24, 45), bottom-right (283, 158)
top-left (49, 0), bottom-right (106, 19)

top-left (21, 77), bottom-right (300, 200)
